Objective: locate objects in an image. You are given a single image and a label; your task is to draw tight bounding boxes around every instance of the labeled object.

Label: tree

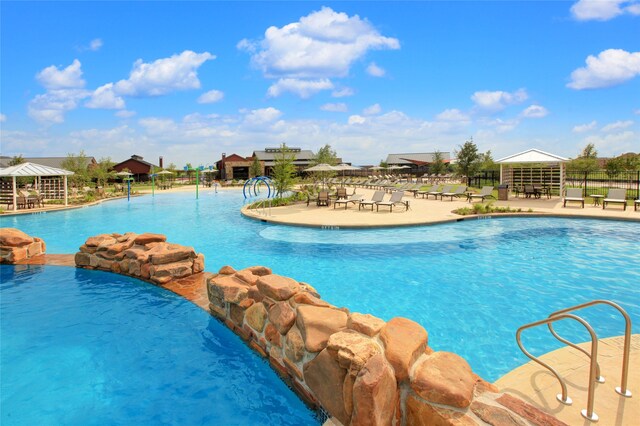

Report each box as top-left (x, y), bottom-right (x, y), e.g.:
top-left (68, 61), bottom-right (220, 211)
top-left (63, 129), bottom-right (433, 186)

top-left (62, 150), bottom-right (91, 187)
top-left (250, 155), bottom-right (262, 178)
top-left (480, 150), bottom-right (499, 171)
top-left (605, 157), bottom-right (623, 177)
top-left (430, 150), bottom-right (446, 175)
top-left (271, 143), bottom-right (297, 197)
top-left (313, 144), bottom-right (338, 166)
top-left (454, 139), bottom-right (481, 181)
top-left (568, 144), bottom-right (599, 173)
top-left (92, 157), bottom-right (116, 188)
top-left (9, 155), bottom-right (25, 166)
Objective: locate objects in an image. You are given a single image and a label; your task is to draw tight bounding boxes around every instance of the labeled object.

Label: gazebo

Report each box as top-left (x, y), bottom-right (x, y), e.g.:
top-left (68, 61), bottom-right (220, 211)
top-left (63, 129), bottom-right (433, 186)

top-left (496, 149), bottom-right (569, 196)
top-left (0, 162), bottom-right (74, 211)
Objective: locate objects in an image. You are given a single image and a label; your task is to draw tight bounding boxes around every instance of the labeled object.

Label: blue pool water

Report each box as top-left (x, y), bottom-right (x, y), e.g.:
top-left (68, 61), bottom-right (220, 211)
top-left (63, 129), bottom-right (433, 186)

top-left (2, 190), bottom-right (639, 383)
top-left (0, 265), bottom-right (318, 425)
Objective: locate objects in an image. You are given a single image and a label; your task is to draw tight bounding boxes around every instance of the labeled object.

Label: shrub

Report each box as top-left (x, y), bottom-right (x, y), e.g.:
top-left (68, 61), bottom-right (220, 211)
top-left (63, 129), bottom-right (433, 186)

top-left (454, 202), bottom-right (524, 216)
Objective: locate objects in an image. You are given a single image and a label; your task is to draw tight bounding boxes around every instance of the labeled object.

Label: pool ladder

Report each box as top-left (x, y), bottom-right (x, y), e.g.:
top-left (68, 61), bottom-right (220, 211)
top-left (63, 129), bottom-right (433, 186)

top-left (516, 300), bottom-right (633, 422)
top-left (255, 198), bottom-right (272, 217)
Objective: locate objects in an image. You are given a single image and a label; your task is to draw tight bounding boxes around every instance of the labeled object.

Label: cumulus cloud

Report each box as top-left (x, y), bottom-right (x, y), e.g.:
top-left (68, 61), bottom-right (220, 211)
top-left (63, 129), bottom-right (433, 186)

top-left (85, 83), bottom-right (125, 109)
top-left (28, 89), bottom-right (89, 124)
top-left (320, 103), bottom-right (348, 112)
top-left (363, 103), bottom-right (381, 115)
top-left (570, 0), bottom-right (639, 21)
top-left (584, 131), bottom-right (637, 155)
top-left (242, 107), bottom-right (283, 125)
top-left (601, 120), bottom-right (634, 132)
top-left (348, 115), bottom-right (366, 125)
top-left (521, 105), bottom-right (549, 118)
top-left (436, 109), bottom-right (470, 122)
top-left (115, 50), bottom-right (215, 96)
top-left (332, 87), bottom-right (354, 98)
top-left (115, 110), bottom-right (136, 118)
top-left (198, 89), bottom-right (224, 104)
top-left (573, 120), bottom-right (598, 133)
top-left (471, 88), bottom-right (528, 111)
top-left (366, 62), bottom-right (386, 77)
top-left (0, 113), bottom-right (6, 122)
top-left (267, 78), bottom-right (333, 98)
top-left (138, 117), bottom-right (178, 135)
top-left (239, 7), bottom-right (398, 98)
top-left (36, 59), bottom-right (85, 90)
top-left (567, 49), bottom-right (640, 89)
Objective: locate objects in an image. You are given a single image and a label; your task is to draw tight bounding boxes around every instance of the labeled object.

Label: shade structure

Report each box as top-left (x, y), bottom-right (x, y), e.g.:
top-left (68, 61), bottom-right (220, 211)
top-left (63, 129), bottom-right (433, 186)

top-left (496, 149), bottom-right (569, 196)
top-left (334, 163), bottom-right (361, 185)
top-left (303, 163), bottom-right (338, 172)
top-left (116, 171), bottom-right (133, 177)
top-left (0, 162), bottom-right (74, 211)
top-left (155, 170), bottom-right (174, 175)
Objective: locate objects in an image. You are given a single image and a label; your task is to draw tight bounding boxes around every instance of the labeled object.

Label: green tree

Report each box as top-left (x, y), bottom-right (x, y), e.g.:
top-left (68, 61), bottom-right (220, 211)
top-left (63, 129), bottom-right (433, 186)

top-left (92, 157), bottom-right (116, 188)
top-left (250, 155), bottom-right (262, 178)
top-left (619, 153), bottom-right (640, 171)
top-left (271, 143), bottom-right (297, 197)
top-left (430, 150), bottom-right (446, 175)
top-left (9, 155), bottom-right (25, 166)
top-left (480, 150), bottom-right (499, 171)
top-left (62, 150), bottom-right (91, 187)
top-left (605, 157), bottom-right (623, 177)
top-left (313, 144), bottom-right (338, 166)
top-left (568, 143), bottom-right (599, 173)
top-left (454, 139), bottom-right (481, 181)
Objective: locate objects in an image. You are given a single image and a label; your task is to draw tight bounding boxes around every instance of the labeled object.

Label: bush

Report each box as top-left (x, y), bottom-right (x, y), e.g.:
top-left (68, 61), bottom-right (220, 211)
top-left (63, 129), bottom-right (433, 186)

top-left (454, 202), bottom-right (524, 216)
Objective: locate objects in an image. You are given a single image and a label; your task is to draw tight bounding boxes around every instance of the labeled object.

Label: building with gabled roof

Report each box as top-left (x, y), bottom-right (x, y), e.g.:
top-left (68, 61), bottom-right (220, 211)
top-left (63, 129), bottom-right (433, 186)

top-left (0, 155), bottom-right (97, 169)
top-left (385, 152), bottom-right (452, 174)
top-left (113, 155), bottom-right (159, 181)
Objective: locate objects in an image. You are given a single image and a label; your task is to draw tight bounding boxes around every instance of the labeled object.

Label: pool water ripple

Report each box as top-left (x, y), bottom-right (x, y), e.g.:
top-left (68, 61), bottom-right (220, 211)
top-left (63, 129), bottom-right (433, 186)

top-left (1, 191), bottom-right (638, 383)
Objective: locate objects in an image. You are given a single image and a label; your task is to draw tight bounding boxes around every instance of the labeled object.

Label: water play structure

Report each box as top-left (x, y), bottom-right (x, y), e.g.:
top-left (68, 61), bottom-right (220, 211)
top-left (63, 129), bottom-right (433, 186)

top-left (243, 176), bottom-right (275, 199)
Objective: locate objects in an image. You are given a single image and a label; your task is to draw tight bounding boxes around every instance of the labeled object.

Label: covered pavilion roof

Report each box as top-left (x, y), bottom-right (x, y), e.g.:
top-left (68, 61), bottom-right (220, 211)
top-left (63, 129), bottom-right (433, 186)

top-left (0, 162), bottom-right (74, 177)
top-left (496, 149), bottom-right (568, 164)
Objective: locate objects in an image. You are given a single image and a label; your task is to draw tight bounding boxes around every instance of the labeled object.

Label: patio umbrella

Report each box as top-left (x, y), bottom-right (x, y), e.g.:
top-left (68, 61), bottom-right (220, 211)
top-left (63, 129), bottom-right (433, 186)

top-left (116, 171), bottom-right (133, 201)
top-left (334, 163), bottom-right (361, 186)
top-left (304, 163), bottom-right (338, 189)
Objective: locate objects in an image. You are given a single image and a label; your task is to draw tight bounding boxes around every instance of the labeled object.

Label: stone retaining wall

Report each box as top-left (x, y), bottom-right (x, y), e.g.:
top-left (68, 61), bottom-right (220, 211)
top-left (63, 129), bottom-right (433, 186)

top-left (208, 266), bottom-right (566, 426)
top-left (0, 228), bottom-right (46, 263)
top-left (74, 232), bottom-right (204, 284)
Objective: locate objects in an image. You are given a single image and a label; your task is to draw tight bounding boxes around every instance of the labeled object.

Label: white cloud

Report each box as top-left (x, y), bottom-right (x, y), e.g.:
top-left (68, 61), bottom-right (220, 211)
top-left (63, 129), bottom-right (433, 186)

top-left (138, 117), bottom-right (178, 135)
top-left (366, 62), bottom-right (386, 77)
top-left (89, 38), bottom-right (103, 51)
top-left (114, 50), bottom-right (215, 96)
top-left (28, 89), bottom-right (89, 124)
top-left (198, 89), bottom-right (224, 104)
top-left (521, 105), bottom-right (549, 118)
top-left (584, 131), bottom-right (637, 155)
top-left (601, 120), bottom-right (634, 132)
top-left (436, 108), bottom-right (470, 122)
top-left (634, 109), bottom-right (640, 115)
top-left (471, 88), bottom-right (528, 111)
top-left (85, 83), bottom-right (125, 109)
top-left (332, 87), bottom-right (354, 98)
top-left (115, 110), bottom-right (136, 118)
top-left (242, 107), bottom-right (283, 125)
top-left (320, 103), bottom-right (347, 112)
top-left (241, 7), bottom-right (399, 79)
top-left (567, 49), bottom-right (640, 89)
top-left (481, 118), bottom-right (520, 133)
top-left (363, 104), bottom-right (382, 116)
top-left (570, 0), bottom-right (639, 21)
top-left (0, 113), bottom-right (6, 122)
top-left (36, 59), bottom-right (85, 90)
top-left (267, 78), bottom-right (333, 98)
top-left (573, 120), bottom-right (598, 133)
top-left (348, 115), bottom-right (366, 125)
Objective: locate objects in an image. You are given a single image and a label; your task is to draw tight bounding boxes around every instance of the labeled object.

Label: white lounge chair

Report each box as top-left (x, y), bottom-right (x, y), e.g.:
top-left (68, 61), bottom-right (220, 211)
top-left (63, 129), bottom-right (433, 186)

top-left (563, 188), bottom-right (584, 208)
top-left (603, 189), bottom-right (627, 211)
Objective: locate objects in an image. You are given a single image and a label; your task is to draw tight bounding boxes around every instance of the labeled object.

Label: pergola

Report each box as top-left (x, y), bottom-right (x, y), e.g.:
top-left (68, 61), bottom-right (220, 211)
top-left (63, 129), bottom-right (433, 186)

top-left (496, 149), bottom-right (569, 195)
top-left (0, 162), bottom-right (74, 211)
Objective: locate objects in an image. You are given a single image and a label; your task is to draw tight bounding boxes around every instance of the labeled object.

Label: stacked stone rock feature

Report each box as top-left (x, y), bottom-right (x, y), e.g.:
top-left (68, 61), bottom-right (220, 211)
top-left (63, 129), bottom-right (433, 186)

top-left (207, 264), bottom-right (561, 426)
top-left (0, 228), bottom-right (46, 263)
top-left (74, 232), bottom-right (205, 284)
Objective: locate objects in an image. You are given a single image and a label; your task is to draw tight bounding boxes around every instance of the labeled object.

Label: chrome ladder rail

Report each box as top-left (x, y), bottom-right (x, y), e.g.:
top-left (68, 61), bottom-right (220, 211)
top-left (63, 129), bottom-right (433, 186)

top-left (548, 299), bottom-right (633, 398)
top-left (516, 314), bottom-right (600, 422)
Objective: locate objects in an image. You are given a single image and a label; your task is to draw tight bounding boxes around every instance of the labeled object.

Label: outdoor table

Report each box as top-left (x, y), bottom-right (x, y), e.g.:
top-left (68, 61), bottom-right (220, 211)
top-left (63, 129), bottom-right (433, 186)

top-left (591, 194), bottom-right (604, 206)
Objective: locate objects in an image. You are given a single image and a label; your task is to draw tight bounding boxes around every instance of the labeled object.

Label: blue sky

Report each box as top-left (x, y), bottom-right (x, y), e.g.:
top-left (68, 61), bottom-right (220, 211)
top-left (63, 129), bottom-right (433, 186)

top-left (1, 1), bottom-right (639, 167)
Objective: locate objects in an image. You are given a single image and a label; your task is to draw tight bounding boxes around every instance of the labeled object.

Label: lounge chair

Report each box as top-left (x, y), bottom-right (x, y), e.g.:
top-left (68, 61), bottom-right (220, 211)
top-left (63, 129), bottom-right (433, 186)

top-left (563, 188), bottom-right (584, 208)
top-left (524, 184), bottom-right (540, 198)
top-left (416, 185), bottom-right (434, 198)
top-left (635, 199), bottom-right (640, 211)
top-left (426, 185), bottom-right (453, 200)
top-left (602, 189), bottom-right (627, 211)
top-left (334, 193), bottom-right (364, 210)
top-left (376, 191), bottom-right (409, 212)
top-left (468, 186), bottom-right (495, 203)
top-left (333, 187), bottom-right (348, 200)
top-left (359, 190), bottom-right (385, 211)
top-left (316, 191), bottom-right (330, 207)
top-left (441, 186), bottom-right (467, 201)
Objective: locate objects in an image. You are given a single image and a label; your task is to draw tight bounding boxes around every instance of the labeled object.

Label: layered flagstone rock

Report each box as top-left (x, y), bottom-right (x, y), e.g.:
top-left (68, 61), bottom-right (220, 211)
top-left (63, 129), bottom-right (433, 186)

top-left (0, 228), bottom-right (46, 263)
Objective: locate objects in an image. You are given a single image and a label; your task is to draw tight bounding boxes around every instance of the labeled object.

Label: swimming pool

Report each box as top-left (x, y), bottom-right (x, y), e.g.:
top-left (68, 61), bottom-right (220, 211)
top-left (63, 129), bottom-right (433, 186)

top-left (2, 190), bottom-right (639, 382)
top-left (0, 264), bottom-right (318, 425)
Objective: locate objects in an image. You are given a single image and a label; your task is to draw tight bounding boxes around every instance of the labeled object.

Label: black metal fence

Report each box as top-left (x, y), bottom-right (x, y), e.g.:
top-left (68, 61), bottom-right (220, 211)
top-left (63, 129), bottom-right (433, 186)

top-left (467, 171), bottom-right (500, 188)
top-left (565, 170), bottom-right (640, 199)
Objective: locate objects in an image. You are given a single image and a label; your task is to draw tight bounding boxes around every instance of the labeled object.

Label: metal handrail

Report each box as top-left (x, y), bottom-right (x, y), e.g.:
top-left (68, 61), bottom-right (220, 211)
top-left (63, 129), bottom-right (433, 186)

top-left (255, 198), bottom-right (271, 217)
top-left (516, 313), bottom-right (600, 422)
top-left (548, 299), bottom-right (633, 398)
